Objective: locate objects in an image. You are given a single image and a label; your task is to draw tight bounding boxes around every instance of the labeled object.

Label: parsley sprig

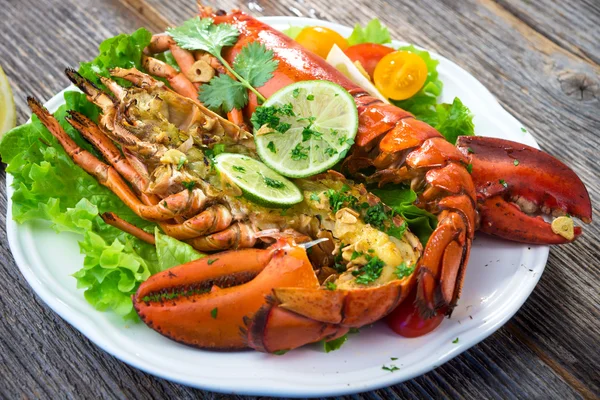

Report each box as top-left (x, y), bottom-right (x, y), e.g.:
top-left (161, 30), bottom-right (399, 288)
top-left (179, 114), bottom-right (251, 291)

top-left (168, 18), bottom-right (278, 112)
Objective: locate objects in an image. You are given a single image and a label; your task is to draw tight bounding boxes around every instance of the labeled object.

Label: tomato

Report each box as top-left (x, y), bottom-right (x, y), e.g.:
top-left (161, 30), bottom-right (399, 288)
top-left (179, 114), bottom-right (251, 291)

top-left (344, 43), bottom-right (394, 78)
top-left (386, 289), bottom-right (445, 337)
top-left (373, 51), bottom-right (428, 100)
top-left (295, 26), bottom-right (348, 59)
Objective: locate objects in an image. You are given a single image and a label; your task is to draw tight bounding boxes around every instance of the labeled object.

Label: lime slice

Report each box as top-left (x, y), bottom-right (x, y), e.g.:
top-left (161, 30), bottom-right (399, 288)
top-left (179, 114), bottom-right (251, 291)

top-left (0, 65), bottom-right (17, 137)
top-left (214, 153), bottom-right (303, 207)
top-left (254, 80), bottom-right (358, 178)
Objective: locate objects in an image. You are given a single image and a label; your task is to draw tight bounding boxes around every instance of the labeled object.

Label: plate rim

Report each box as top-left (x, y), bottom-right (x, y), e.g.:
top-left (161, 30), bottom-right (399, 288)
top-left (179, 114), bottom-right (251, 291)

top-left (4, 16), bottom-right (549, 397)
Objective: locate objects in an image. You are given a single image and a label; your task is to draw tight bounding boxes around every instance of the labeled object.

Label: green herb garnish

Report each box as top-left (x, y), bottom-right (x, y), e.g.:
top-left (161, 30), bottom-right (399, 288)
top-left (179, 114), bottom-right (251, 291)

top-left (169, 18), bottom-right (278, 112)
top-left (394, 262), bottom-right (415, 279)
top-left (290, 143), bottom-right (309, 160)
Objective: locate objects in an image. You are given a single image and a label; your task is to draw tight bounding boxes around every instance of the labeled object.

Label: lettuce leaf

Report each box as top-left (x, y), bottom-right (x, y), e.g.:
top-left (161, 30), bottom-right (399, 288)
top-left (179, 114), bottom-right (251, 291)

top-left (372, 186), bottom-right (438, 246)
top-left (347, 18), bottom-right (391, 46)
top-left (0, 91), bottom-right (159, 320)
top-left (78, 28), bottom-right (152, 90)
top-left (281, 25), bottom-right (304, 40)
top-left (155, 228), bottom-right (204, 271)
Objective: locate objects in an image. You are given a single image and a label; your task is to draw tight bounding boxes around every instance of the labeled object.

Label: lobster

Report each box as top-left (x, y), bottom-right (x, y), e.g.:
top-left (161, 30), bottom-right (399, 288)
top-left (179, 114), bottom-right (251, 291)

top-left (30, 7), bottom-right (592, 354)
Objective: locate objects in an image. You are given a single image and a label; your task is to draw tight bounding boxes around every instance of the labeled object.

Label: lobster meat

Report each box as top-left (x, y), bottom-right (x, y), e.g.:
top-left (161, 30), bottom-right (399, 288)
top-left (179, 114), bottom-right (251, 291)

top-left (29, 6), bottom-right (592, 354)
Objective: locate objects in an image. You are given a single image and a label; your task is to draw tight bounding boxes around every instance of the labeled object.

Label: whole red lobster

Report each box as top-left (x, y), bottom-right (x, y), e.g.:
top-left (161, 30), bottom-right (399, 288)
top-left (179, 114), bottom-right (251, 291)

top-left (131, 6), bottom-right (591, 353)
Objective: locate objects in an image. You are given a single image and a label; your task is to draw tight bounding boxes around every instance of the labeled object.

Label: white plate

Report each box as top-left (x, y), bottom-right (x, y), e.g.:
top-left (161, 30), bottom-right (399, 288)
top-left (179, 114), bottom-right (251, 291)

top-left (6, 16), bottom-right (549, 397)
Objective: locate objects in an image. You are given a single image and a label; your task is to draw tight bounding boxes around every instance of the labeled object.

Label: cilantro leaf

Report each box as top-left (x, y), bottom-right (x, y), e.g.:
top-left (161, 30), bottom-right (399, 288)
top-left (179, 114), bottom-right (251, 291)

top-left (233, 42), bottom-right (279, 88)
top-left (169, 17), bottom-right (268, 105)
top-left (167, 17), bottom-right (238, 56)
top-left (347, 18), bottom-right (391, 46)
top-left (198, 75), bottom-right (248, 113)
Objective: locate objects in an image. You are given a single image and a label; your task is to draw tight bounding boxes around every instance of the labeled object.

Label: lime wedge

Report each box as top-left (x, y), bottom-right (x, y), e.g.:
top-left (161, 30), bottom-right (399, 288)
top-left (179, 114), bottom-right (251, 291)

top-left (214, 153), bottom-right (303, 207)
top-left (0, 65), bottom-right (17, 137)
top-left (254, 80), bottom-right (358, 178)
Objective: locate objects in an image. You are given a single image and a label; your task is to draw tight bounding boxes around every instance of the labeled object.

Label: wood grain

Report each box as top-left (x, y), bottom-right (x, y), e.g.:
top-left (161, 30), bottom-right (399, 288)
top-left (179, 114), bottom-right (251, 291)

top-left (1, 0), bottom-right (598, 399)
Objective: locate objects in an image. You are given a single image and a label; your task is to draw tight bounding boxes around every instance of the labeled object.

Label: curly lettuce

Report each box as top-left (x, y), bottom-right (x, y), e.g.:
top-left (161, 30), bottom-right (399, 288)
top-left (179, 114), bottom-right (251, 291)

top-left (78, 27), bottom-right (152, 89)
top-left (0, 89), bottom-right (203, 320)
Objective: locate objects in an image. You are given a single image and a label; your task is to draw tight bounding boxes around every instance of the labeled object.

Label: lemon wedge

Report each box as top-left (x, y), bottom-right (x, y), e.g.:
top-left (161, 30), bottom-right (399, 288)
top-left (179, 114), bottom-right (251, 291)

top-left (0, 65), bottom-right (17, 137)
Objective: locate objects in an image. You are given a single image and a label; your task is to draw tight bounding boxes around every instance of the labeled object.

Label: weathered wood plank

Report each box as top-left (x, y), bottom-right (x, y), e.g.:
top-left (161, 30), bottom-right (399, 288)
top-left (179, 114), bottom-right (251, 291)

top-left (1, 0), bottom-right (599, 398)
top-left (495, 0), bottom-right (600, 65)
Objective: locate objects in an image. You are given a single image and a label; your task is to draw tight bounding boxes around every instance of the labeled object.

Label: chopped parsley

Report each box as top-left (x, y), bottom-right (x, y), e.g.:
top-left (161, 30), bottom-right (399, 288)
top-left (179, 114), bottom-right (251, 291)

top-left (251, 103), bottom-right (295, 133)
top-left (363, 202), bottom-right (407, 240)
top-left (267, 141), bottom-right (277, 153)
top-left (273, 350), bottom-right (288, 355)
top-left (310, 193), bottom-right (321, 202)
top-left (210, 307), bottom-right (218, 319)
top-left (182, 180), bottom-right (196, 191)
top-left (394, 262), bottom-right (415, 279)
top-left (325, 147), bottom-right (337, 157)
top-left (452, 337), bottom-right (459, 344)
top-left (521, 127), bottom-right (527, 133)
top-left (292, 88), bottom-right (300, 98)
top-left (353, 255), bottom-right (385, 285)
top-left (326, 189), bottom-right (359, 213)
top-left (232, 165), bottom-right (246, 173)
top-left (325, 281), bottom-right (337, 291)
top-left (338, 136), bottom-right (354, 146)
top-left (262, 174), bottom-right (285, 189)
top-left (382, 365), bottom-right (400, 372)
top-left (513, 159), bottom-right (520, 166)
top-left (466, 163), bottom-right (473, 174)
top-left (306, 94), bottom-right (315, 101)
top-left (302, 126), bottom-right (323, 141)
top-left (290, 143), bottom-right (309, 160)
top-left (391, 357), bottom-right (398, 361)
top-left (467, 147), bottom-right (475, 154)
top-left (499, 179), bottom-right (508, 188)
top-left (207, 258), bottom-right (218, 265)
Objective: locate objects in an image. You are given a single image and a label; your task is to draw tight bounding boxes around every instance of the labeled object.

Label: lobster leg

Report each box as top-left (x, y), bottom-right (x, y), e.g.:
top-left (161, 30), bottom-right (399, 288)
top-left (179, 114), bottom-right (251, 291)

top-left (28, 97), bottom-right (206, 222)
top-left (133, 240), bottom-right (319, 349)
top-left (456, 136), bottom-right (592, 244)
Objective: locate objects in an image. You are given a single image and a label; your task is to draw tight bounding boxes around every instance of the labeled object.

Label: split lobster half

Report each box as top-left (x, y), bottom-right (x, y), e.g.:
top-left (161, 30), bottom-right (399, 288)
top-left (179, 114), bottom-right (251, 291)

top-left (31, 6), bottom-right (592, 354)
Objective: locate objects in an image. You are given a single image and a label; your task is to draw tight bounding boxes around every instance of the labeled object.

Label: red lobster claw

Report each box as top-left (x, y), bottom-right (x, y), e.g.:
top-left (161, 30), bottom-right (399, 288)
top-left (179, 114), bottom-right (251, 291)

top-left (456, 136), bottom-right (592, 244)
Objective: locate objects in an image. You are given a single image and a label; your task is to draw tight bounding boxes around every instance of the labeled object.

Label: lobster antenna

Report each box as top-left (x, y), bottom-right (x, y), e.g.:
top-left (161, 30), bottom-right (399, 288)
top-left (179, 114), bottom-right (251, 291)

top-left (298, 238), bottom-right (329, 249)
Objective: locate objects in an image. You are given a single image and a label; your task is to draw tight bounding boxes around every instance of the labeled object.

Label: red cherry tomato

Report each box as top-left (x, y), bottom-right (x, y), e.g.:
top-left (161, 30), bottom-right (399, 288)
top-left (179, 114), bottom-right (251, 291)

top-left (386, 289), bottom-right (445, 337)
top-left (344, 43), bottom-right (394, 78)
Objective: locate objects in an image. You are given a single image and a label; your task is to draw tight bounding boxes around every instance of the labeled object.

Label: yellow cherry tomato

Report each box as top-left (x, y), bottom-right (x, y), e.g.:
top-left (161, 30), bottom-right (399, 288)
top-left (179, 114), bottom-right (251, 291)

top-left (373, 51), bottom-right (428, 100)
top-left (295, 26), bottom-right (348, 59)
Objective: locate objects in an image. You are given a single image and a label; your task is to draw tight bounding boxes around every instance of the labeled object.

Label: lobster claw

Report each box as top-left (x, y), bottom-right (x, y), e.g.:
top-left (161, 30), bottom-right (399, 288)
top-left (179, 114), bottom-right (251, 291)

top-left (245, 274), bottom-right (418, 353)
top-left (456, 136), bottom-right (592, 244)
top-left (133, 239), bottom-right (319, 349)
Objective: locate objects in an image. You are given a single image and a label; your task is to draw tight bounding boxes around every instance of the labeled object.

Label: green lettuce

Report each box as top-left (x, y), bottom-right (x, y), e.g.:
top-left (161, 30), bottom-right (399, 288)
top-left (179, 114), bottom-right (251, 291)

top-left (347, 18), bottom-right (391, 46)
top-left (0, 88), bottom-right (209, 322)
top-left (282, 25), bottom-right (303, 40)
top-left (372, 186), bottom-right (438, 246)
top-left (78, 28), bottom-right (152, 89)
top-left (155, 228), bottom-right (204, 270)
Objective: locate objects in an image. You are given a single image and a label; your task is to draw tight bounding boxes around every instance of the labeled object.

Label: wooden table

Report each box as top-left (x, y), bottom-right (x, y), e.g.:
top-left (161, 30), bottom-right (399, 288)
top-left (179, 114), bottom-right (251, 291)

top-left (1, 0), bottom-right (598, 398)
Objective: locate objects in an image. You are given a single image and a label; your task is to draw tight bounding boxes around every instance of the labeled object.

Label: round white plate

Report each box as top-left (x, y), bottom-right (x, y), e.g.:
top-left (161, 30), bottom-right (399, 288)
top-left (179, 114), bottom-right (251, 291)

top-left (6, 16), bottom-right (548, 397)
